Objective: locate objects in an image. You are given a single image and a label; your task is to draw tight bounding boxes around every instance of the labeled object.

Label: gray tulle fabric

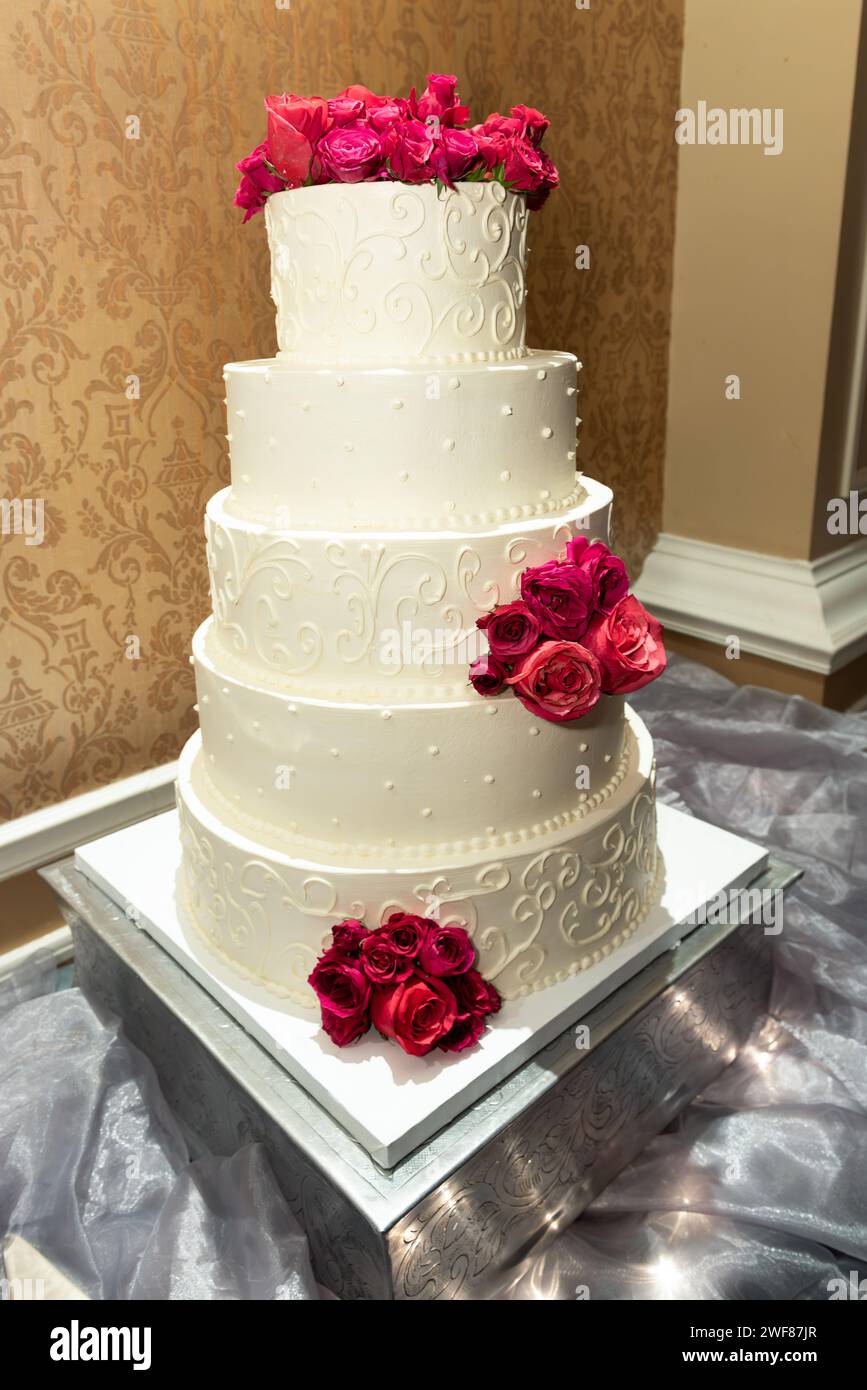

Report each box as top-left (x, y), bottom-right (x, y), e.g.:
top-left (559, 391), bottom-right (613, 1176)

top-left (1, 654), bottom-right (866, 1300)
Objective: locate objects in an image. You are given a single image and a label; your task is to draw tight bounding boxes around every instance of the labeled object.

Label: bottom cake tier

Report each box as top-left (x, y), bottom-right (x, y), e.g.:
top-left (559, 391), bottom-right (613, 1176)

top-left (175, 707), bottom-right (661, 1006)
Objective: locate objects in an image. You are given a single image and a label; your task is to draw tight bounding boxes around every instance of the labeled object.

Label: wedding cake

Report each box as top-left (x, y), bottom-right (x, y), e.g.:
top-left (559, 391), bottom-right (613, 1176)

top-left (176, 79), bottom-right (665, 1050)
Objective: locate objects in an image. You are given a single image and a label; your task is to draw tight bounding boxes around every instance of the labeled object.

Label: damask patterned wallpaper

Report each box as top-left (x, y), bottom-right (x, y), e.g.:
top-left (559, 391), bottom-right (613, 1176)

top-left (0, 0), bottom-right (682, 820)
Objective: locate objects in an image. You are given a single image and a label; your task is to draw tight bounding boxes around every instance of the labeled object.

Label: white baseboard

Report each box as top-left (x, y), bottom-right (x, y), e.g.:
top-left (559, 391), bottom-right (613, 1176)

top-left (0, 925), bottom-right (73, 978)
top-left (0, 761), bottom-right (177, 884)
top-left (636, 533), bottom-right (867, 674)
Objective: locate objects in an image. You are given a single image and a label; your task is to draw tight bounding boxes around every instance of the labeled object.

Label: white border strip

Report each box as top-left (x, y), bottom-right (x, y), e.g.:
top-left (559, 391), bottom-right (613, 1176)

top-left (636, 533), bottom-right (867, 674)
top-left (0, 761), bottom-right (177, 883)
top-left (0, 925), bottom-right (73, 979)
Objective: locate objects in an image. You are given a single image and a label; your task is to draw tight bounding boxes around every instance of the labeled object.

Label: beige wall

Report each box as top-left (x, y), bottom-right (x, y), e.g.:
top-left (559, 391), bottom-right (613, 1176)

top-left (663, 0), bottom-right (862, 560)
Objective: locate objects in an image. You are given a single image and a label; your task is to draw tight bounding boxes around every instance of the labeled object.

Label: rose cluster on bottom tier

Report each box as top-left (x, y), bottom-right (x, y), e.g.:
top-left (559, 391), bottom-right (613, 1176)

top-left (469, 537), bottom-right (667, 722)
top-left (308, 915), bottom-right (502, 1055)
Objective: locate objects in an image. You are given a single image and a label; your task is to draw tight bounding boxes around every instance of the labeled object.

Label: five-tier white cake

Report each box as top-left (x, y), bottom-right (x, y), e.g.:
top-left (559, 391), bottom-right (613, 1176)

top-left (176, 179), bottom-right (661, 1009)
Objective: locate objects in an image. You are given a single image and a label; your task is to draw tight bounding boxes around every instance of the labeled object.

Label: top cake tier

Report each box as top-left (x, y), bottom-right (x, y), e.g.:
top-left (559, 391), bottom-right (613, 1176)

top-left (265, 181), bottom-right (528, 363)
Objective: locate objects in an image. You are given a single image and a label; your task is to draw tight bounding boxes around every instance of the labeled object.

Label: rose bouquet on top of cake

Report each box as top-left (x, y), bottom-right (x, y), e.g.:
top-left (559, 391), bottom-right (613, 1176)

top-left (468, 537), bottom-right (667, 723)
top-left (233, 74), bottom-right (559, 221)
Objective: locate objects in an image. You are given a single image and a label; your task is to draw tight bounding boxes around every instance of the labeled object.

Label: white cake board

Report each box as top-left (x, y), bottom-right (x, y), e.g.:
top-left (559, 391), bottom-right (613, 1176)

top-left (74, 804), bottom-right (767, 1167)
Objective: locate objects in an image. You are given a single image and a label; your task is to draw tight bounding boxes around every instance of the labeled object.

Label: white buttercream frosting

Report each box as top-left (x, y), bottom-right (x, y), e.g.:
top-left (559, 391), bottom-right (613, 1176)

top-left (223, 351), bottom-right (582, 530)
top-left (177, 713), bottom-right (659, 1005)
top-left (265, 181), bottom-right (528, 363)
top-left (177, 178), bottom-right (661, 1009)
top-left (204, 481), bottom-right (612, 694)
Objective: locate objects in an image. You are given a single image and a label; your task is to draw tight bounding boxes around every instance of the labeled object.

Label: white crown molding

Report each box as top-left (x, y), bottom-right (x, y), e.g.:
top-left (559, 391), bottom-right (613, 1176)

top-left (0, 760), bottom-right (177, 884)
top-left (636, 533), bottom-right (867, 675)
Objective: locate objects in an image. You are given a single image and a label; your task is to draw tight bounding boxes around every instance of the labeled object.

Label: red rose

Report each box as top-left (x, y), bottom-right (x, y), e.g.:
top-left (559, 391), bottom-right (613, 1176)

top-left (418, 924), bottom-right (475, 977)
top-left (520, 559), bottom-right (595, 639)
top-left (316, 122), bottom-right (383, 182)
top-left (439, 1011), bottom-right (485, 1053)
top-left (583, 595), bottom-right (667, 695)
top-left (369, 99), bottom-right (409, 134)
top-left (527, 150), bottom-right (559, 210)
top-left (264, 93), bottom-right (330, 185)
top-left (372, 972), bottom-right (458, 1057)
top-left (335, 83), bottom-right (390, 113)
top-left (360, 931), bottom-right (414, 985)
top-left (330, 918), bottom-right (368, 956)
top-left (502, 135), bottom-right (544, 193)
top-left (452, 968), bottom-right (502, 1018)
top-left (507, 640), bottom-right (602, 722)
top-left (471, 114), bottom-right (519, 171)
top-left (308, 956), bottom-right (371, 1018)
top-left (321, 1006), bottom-right (369, 1047)
top-left (327, 97), bottom-right (366, 125)
top-left (430, 128), bottom-right (479, 186)
top-left (565, 536), bottom-right (629, 614)
top-left (509, 103), bottom-right (550, 148)
top-left (382, 118), bottom-right (435, 182)
top-left (477, 600), bottom-right (541, 661)
top-left (233, 142), bottom-right (286, 222)
top-left (381, 912), bottom-right (428, 957)
top-left (469, 652), bottom-right (507, 695)
top-left (413, 74), bottom-right (469, 128)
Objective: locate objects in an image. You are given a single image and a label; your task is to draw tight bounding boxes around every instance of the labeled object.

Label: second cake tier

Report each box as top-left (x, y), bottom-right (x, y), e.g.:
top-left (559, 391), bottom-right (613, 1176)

top-left (223, 349), bottom-right (580, 530)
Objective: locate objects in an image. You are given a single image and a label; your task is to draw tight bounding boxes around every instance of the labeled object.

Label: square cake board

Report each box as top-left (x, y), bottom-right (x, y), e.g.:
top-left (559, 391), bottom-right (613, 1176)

top-left (74, 803), bottom-right (767, 1167)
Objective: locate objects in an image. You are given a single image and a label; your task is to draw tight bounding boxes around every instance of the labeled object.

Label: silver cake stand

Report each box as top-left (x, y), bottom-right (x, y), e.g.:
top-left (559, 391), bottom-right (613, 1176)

top-left (44, 853), bottom-right (799, 1301)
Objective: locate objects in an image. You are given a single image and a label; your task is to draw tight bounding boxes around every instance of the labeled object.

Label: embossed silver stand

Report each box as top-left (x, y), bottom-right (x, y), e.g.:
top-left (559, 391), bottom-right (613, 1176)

top-left (44, 848), bottom-right (799, 1301)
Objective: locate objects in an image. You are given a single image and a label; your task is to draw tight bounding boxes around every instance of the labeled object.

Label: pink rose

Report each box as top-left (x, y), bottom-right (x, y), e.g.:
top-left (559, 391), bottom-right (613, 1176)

top-left (369, 99), bottom-right (409, 134)
top-left (507, 640), bottom-right (602, 722)
top-left (264, 93), bottom-right (330, 185)
top-left (583, 595), bottom-right (667, 695)
top-left (330, 918), bottom-right (369, 956)
top-left (439, 1011), bottom-right (485, 1053)
top-left (360, 931), bottom-right (414, 985)
top-left (380, 912), bottom-right (428, 957)
top-left (502, 135), bottom-right (544, 193)
top-left (477, 600), bottom-right (541, 661)
top-left (527, 150), bottom-right (559, 210)
top-left (327, 97), bottom-right (366, 125)
top-left (430, 127), bottom-right (479, 185)
top-left (335, 84), bottom-right (390, 113)
top-left (414, 74), bottom-right (469, 128)
top-left (565, 536), bottom-right (629, 614)
top-left (469, 652), bottom-right (507, 695)
top-left (471, 114), bottom-right (519, 170)
top-left (371, 972), bottom-right (458, 1057)
top-left (418, 924), bottom-right (475, 977)
top-left (382, 118), bottom-right (435, 182)
top-left (483, 112), bottom-right (523, 136)
top-left (321, 1007), bottom-right (369, 1047)
top-left (509, 103), bottom-right (550, 148)
top-left (308, 956), bottom-right (371, 1017)
top-left (316, 122), bottom-right (383, 182)
top-left (233, 142), bottom-right (285, 222)
top-left (452, 968), bottom-right (502, 1018)
top-left (520, 559), bottom-right (595, 639)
